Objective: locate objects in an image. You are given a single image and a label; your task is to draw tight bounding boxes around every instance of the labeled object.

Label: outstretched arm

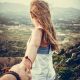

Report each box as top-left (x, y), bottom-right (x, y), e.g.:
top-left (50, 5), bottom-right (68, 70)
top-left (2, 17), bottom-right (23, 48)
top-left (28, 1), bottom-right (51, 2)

top-left (25, 28), bottom-right (42, 62)
top-left (21, 28), bottom-right (42, 69)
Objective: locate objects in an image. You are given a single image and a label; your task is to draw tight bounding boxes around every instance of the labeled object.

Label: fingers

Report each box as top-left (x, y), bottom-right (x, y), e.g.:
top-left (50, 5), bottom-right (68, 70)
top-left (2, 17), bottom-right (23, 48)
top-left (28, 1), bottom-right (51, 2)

top-left (21, 58), bottom-right (32, 70)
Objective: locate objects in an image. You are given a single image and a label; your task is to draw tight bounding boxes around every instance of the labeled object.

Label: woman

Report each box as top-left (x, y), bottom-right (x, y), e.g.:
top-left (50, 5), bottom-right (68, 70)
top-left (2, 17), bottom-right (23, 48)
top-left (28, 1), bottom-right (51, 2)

top-left (22, 0), bottom-right (59, 80)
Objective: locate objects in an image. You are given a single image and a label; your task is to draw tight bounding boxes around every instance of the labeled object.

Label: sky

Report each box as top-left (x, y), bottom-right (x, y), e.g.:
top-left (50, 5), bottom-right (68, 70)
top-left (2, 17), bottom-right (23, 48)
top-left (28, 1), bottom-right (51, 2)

top-left (0, 0), bottom-right (80, 9)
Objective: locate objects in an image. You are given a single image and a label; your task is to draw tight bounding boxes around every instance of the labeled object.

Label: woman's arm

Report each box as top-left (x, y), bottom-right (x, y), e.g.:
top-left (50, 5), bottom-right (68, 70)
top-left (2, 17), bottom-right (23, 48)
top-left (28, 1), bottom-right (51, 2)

top-left (22, 28), bottom-right (42, 64)
top-left (27, 35), bottom-right (31, 46)
top-left (25, 28), bottom-right (42, 63)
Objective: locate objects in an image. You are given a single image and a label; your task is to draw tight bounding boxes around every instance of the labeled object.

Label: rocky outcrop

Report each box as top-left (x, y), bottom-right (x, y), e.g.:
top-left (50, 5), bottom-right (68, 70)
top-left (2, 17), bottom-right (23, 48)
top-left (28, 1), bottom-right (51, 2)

top-left (53, 42), bottom-right (80, 80)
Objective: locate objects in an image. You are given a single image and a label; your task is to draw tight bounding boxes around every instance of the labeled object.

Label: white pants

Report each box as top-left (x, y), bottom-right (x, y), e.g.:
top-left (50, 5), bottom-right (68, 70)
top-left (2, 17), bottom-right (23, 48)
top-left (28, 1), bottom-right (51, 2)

top-left (31, 51), bottom-right (56, 80)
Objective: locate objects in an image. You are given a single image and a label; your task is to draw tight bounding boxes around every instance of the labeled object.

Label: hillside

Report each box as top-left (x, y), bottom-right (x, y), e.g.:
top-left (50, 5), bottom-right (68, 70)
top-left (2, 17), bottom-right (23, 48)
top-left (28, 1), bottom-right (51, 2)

top-left (53, 7), bottom-right (80, 21)
top-left (0, 3), bottom-right (30, 25)
top-left (0, 3), bottom-right (80, 25)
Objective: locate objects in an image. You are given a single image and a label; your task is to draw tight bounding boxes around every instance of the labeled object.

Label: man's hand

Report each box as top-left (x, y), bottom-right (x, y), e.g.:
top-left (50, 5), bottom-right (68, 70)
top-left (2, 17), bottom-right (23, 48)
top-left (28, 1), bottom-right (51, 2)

top-left (10, 63), bottom-right (31, 80)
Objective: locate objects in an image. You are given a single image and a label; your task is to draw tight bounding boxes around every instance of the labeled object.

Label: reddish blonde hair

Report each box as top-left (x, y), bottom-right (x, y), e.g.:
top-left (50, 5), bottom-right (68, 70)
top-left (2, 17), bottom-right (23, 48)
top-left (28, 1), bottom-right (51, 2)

top-left (30, 0), bottom-right (59, 51)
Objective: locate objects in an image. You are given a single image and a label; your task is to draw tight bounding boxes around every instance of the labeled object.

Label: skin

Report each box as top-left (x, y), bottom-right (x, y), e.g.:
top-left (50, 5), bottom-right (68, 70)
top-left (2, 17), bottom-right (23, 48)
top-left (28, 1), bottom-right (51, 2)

top-left (0, 74), bottom-right (17, 80)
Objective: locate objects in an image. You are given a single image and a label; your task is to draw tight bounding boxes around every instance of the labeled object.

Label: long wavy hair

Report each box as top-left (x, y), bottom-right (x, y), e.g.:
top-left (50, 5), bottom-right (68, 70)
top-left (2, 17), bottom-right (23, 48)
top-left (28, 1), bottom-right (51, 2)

top-left (30, 0), bottom-right (59, 51)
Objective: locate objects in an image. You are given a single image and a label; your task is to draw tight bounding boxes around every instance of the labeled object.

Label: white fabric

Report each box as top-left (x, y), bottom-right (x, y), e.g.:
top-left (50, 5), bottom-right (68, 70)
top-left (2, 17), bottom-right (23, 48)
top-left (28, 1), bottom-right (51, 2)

top-left (31, 51), bottom-right (56, 80)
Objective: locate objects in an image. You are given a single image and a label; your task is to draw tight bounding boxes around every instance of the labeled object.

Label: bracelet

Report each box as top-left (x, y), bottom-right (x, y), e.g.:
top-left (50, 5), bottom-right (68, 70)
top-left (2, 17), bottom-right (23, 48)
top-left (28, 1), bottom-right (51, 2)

top-left (25, 56), bottom-right (32, 69)
top-left (5, 71), bottom-right (21, 80)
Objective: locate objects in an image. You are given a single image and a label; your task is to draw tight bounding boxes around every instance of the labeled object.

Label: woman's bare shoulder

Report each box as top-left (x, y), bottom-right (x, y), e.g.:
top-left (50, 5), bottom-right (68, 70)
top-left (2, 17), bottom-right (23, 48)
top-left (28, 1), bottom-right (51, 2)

top-left (30, 28), bottom-right (42, 39)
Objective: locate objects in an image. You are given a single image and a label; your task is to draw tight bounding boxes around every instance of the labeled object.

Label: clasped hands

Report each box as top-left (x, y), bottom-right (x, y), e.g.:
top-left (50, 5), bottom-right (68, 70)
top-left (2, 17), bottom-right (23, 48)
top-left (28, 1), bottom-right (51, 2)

top-left (9, 57), bottom-right (32, 80)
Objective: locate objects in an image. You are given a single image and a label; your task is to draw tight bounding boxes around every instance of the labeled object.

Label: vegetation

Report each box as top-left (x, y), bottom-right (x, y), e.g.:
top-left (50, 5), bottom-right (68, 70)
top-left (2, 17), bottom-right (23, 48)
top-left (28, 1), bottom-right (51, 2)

top-left (53, 42), bottom-right (80, 80)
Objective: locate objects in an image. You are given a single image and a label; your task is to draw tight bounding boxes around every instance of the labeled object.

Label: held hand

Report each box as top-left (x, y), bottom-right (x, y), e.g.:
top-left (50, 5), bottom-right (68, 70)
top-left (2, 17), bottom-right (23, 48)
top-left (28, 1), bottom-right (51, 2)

top-left (9, 63), bottom-right (32, 80)
top-left (21, 57), bottom-right (32, 70)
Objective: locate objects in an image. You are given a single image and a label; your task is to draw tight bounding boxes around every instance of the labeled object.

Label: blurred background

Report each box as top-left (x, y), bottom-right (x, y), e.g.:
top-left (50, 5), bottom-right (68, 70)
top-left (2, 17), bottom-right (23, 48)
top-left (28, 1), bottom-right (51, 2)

top-left (0, 0), bottom-right (80, 80)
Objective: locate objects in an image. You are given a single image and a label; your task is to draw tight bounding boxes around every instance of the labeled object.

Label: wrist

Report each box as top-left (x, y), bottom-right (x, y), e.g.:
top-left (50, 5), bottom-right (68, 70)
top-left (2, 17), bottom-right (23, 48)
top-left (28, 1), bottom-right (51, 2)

top-left (25, 56), bottom-right (32, 69)
top-left (5, 71), bottom-right (21, 80)
top-left (25, 56), bottom-right (32, 64)
top-left (7, 74), bottom-right (17, 80)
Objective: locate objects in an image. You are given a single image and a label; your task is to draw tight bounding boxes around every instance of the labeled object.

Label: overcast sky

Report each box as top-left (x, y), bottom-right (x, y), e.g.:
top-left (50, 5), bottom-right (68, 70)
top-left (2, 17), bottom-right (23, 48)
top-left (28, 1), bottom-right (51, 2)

top-left (0, 0), bottom-right (80, 9)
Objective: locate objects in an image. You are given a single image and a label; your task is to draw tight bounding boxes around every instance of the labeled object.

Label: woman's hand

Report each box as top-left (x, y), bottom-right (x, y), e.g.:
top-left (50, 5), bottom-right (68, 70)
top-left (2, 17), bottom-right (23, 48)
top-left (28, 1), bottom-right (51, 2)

top-left (21, 57), bottom-right (32, 70)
